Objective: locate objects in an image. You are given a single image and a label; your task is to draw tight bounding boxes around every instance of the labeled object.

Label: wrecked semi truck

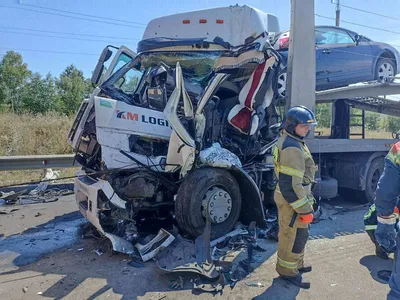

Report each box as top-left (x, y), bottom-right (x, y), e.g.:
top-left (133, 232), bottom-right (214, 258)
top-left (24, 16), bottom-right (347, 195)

top-left (67, 5), bottom-right (283, 253)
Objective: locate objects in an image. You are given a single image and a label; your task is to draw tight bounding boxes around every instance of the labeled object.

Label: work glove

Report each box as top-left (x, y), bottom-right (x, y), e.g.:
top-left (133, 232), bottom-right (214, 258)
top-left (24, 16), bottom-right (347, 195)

top-left (299, 213), bottom-right (313, 224)
top-left (375, 214), bottom-right (397, 253)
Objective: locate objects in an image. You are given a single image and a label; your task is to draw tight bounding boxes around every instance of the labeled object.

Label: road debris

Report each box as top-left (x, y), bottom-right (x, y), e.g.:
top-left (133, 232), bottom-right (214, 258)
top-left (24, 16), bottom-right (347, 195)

top-left (135, 229), bottom-right (175, 262)
top-left (169, 276), bottom-right (184, 290)
top-left (128, 258), bottom-right (145, 268)
top-left (245, 281), bottom-right (264, 287)
top-left (77, 248), bottom-right (84, 252)
top-left (94, 248), bottom-right (104, 256)
top-left (22, 287), bottom-right (28, 293)
top-left (34, 212), bottom-right (42, 217)
top-left (193, 275), bottom-right (224, 293)
top-left (210, 225), bottom-right (248, 247)
top-left (0, 207), bottom-right (19, 214)
top-left (37, 291), bottom-right (43, 295)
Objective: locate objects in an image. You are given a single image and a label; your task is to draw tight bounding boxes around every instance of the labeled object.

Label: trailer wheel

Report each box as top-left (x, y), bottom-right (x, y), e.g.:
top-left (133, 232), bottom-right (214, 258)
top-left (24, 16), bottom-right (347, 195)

top-left (364, 157), bottom-right (384, 203)
top-left (313, 176), bottom-right (338, 200)
top-left (175, 168), bottom-right (242, 240)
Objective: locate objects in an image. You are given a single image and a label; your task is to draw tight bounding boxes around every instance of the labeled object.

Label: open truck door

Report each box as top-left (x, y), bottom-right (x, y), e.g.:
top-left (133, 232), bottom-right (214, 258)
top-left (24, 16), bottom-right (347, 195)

top-left (68, 45), bottom-right (137, 150)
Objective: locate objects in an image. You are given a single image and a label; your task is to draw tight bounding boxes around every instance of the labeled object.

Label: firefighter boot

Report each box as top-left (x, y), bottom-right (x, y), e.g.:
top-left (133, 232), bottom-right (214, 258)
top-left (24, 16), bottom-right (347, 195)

top-left (281, 274), bottom-right (311, 289)
top-left (376, 243), bottom-right (389, 260)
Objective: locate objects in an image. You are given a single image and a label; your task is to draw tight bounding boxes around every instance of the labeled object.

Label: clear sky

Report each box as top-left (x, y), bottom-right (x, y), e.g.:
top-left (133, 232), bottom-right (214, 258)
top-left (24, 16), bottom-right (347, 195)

top-left (2, 0), bottom-right (400, 78)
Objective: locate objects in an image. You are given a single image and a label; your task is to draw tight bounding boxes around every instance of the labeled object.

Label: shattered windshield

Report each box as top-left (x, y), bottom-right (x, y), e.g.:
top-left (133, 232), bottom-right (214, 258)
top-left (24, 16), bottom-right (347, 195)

top-left (100, 51), bottom-right (224, 105)
top-left (140, 51), bottom-right (223, 85)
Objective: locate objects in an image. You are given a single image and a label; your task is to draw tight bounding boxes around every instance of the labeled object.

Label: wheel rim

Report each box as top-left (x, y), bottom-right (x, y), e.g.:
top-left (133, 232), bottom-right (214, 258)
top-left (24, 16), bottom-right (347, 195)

top-left (277, 72), bottom-right (287, 97)
top-left (370, 167), bottom-right (383, 192)
top-left (378, 63), bottom-right (394, 82)
top-left (202, 186), bottom-right (232, 224)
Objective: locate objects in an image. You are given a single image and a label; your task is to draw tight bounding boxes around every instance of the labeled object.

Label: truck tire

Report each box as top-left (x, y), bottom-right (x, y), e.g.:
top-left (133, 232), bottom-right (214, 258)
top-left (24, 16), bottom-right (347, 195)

top-left (175, 168), bottom-right (242, 240)
top-left (313, 176), bottom-right (338, 200)
top-left (364, 157), bottom-right (384, 203)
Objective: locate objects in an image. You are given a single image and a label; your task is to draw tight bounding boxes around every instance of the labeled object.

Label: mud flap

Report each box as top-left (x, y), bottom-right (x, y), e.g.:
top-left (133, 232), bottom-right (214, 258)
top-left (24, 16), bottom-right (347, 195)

top-left (231, 166), bottom-right (267, 229)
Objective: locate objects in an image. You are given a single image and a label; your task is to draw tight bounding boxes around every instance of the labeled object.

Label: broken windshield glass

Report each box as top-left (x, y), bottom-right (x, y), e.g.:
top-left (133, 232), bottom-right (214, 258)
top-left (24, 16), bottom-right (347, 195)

top-left (101, 51), bottom-right (224, 105)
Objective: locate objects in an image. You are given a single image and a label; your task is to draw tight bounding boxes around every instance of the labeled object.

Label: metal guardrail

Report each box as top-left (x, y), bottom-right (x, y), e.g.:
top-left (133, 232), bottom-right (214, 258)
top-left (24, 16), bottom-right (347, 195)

top-left (0, 154), bottom-right (78, 171)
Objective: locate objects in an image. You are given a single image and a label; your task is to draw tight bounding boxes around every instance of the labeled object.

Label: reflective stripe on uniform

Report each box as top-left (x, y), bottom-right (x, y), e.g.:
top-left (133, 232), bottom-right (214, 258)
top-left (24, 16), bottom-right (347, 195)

top-left (364, 204), bottom-right (376, 220)
top-left (280, 165), bottom-right (304, 178)
top-left (365, 225), bottom-right (377, 230)
top-left (277, 256), bottom-right (298, 269)
top-left (290, 197), bottom-right (309, 209)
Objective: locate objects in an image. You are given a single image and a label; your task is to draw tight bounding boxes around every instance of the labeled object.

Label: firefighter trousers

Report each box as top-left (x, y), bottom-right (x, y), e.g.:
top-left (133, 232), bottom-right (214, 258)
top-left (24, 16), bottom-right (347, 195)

top-left (388, 227), bottom-right (400, 300)
top-left (275, 191), bottom-right (310, 277)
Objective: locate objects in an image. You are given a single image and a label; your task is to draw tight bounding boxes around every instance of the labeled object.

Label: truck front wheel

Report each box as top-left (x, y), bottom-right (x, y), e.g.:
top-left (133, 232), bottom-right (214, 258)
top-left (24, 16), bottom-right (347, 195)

top-left (175, 168), bottom-right (242, 240)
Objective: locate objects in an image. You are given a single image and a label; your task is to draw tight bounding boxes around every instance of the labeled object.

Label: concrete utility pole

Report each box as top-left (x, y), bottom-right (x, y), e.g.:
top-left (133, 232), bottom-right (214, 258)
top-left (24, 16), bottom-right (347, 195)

top-left (335, 0), bottom-right (341, 26)
top-left (285, 0), bottom-right (316, 125)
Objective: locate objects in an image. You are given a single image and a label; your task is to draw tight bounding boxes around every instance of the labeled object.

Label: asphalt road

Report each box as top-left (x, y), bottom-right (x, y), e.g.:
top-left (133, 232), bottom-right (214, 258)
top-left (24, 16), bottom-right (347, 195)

top-left (0, 195), bottom-right (393, 300)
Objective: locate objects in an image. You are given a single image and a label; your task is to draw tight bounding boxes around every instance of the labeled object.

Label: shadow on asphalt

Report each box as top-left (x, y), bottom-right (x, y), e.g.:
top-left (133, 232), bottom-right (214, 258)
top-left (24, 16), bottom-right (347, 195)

top-left (360, 255), bottom-right (394, 284)
top-left (253, 277), bottom-right (300, 300)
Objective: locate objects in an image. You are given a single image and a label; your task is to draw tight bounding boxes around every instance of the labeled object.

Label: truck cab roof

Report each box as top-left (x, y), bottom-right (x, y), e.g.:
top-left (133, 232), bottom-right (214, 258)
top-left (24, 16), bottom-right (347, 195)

top-left (140, 5), bottom-right (280, 51)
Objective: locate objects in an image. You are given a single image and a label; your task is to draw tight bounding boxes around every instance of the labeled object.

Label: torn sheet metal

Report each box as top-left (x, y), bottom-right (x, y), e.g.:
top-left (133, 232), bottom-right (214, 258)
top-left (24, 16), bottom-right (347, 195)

top-left (210, 225), bottom-right (248, 247)
top-left (104, 233), bottom-right (136, 255)
top-left (163, 62), bottom-right (195, 148)
top-left (135, 229), bottom-right (175, 262)
top-left (199, 143), bottom-right (242, 169)
top-left (156, 235), bottom-right (220, 280)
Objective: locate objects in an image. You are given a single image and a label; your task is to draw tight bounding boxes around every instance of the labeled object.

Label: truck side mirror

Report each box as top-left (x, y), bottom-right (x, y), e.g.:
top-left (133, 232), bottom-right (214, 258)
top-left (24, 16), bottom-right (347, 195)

top-left (91, 47), bottom-right (113, 85)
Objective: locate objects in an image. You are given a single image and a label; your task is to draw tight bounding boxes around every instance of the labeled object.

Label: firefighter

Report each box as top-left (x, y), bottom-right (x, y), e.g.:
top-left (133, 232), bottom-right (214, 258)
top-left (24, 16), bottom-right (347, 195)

top-left (272, 105), bottom-right (318, 289)
top-left (364, 203), bottom-right (399, 259)
top-left (374, 141), bottom-right (400, 300)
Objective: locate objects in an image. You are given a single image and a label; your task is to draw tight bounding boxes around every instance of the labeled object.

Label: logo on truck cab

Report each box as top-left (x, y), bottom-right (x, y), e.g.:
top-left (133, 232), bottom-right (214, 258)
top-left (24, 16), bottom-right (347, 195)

top-left (116, 110), bottom-right (170, 128)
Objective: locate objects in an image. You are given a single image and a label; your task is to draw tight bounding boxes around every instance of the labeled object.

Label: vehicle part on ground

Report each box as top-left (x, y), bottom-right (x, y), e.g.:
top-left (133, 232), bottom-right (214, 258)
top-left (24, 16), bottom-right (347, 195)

top-left (175, 168), bottom-right (242, 239)
top-left (135, 228), bottom-right (175, 262)
top-left (156, 218), bottom-right (221, 280)
top-left (210, 225), bottom-right (248, 247)
top-left (313, 176), bottom-right (338, 200)
top-left (376, 58), bottom-right (396, 83)
top-left (193, 275), bottom-right (224, 293)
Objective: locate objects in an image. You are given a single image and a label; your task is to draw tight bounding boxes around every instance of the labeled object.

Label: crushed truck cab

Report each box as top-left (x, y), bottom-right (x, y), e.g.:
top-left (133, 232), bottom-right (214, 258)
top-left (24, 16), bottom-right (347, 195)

top-left (68, 5), bottom-right (282, 253)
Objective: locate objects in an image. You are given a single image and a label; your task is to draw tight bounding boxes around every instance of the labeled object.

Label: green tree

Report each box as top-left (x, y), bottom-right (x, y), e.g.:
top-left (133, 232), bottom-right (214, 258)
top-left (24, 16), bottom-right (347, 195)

top-left (386, 116), bottom-right (400, 133)
top-left (19, 72), bottom-right (57, 114)
top-left (0, 51), bottom-right (31, 112)
top-left (365, 111), bottom-right (380, 131)
top-left (315, 103), bottom-right (332, 128)
top-left (55, 64), bottom-right (89, 115)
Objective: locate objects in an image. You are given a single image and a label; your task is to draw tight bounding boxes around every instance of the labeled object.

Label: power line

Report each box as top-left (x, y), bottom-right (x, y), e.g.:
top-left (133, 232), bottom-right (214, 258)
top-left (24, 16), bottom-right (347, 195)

top-left (19, 2), bottom-right (147, 26)
top-left (0, 25), bottom-right (140, 41)
top-left (335, 2), bottom-right (400, 22)
top-left (0, 47), bottom-right (100, 56)
top-left (0, 5), bottom-right (145, 29)
top-left (0, 29), bottom-right (137, 45)
top-left (316, 14), bottom-right (400, 36)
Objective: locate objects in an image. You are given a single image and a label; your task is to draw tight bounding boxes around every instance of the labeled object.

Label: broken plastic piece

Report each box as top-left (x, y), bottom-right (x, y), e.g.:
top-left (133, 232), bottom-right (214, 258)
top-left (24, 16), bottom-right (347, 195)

top-left (245, 281), bottom-right (264, 287)
top-left (135, 228), bottom-right (175, 262)
top-left (94, 248), bottom-right (104, 256)
top-left (193, 275), bottom-right (224, 293)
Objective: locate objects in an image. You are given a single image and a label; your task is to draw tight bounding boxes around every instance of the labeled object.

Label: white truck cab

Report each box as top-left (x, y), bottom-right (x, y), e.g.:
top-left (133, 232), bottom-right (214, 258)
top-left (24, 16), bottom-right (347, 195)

top-left (68, 5), bottom-right (282, 256)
